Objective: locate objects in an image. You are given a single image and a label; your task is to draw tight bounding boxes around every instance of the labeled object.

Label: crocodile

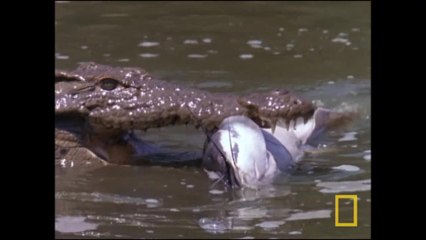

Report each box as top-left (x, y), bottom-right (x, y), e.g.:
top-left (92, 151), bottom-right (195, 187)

top-left (55, 62), bottom-right (355, 187)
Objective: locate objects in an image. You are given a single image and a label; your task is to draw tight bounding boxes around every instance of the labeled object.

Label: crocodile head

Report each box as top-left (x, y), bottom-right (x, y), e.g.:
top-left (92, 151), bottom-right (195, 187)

top-left (56, 62), bottom-right (317, 132)
top-left (55, 63), bottom-right (320, 164)
top-left (55, 62), bottom-right (355, 180)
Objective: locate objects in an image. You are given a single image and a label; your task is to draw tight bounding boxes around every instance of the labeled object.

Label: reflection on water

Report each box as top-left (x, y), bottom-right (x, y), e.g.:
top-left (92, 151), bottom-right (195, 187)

top-left (317, 179), bottom-right (371, 194)
top-left (55, 1), bottom-right (370, 238)
top-left (56, 216), bottom-right (98, 233)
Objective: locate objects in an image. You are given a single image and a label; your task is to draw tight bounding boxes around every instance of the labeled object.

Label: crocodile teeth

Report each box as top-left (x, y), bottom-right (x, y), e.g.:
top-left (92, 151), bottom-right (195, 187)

top-left (271, 108), bottom-right (336, 147)
top-left (270, 119), bottom-right (277, 134)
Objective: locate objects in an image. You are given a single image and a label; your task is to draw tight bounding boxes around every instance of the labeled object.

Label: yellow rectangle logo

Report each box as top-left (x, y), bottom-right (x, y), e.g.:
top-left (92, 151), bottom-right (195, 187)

top-left (335, 194), bottom-right (358, 227)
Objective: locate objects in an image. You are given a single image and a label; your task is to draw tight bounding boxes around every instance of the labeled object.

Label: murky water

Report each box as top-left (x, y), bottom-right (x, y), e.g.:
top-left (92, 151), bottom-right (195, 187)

top-left (55, 2), bottom-right (370, 238)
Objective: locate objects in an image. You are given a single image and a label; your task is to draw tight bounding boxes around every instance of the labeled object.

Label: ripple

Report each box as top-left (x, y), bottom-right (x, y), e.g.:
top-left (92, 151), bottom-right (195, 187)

top-left (138, 41), bottom-right (160, 47)
top-left (56, 216), bottom-right (98, 233)
top-left (197, 81), bottom-right (233, 89)
top-left (55, 191), bottom-right (162, 207)
top-left (100, 13), bottom-right (128, 18)
top-left (332, 164), bottom-right (360, 172)
top-left (207, 49), bottom-right (218, 54)
top-left (255, 220), bottom-right (285, 229)
top-left (338, 131), bottom-right (358, 142)
top-left (240, 54), bottom-right (253, 59)
top-left (205, 170), bottom-right (220, 180)
top-left (247, 40), bottom-right (262, 48)
top-left (198, 218), bottom-right (227, 234)
top-left (286, 210), bottom-right (331, 221)
top-left (117, 58), bottom-right (130, 62)
top-left (202, 38), bottom-right (212, 43)
top-left (317, 179), bottom-right (371, 193)
top-left (145, 198), bottom-right (160, 204)
top-left (55, 53), bottom-right (69, 60)
top-left (139, 53), bottom-right (159, 58)
top-left (331, 37), bottom-right (351, 46)
top-left (232, 207), bottom-right (268, 220)
top-left (183, 39), bottom-right (199, 45)
top-left (209, 189), bottom-right (224, 195)
top-left (87, 213), bottom-right (167, 227)
top-left (363, 154), bottom-right (371, 161)
top-left (247, 40), bottom-right (262, 45)
top-left (187, 54), bottom-right (208, 59)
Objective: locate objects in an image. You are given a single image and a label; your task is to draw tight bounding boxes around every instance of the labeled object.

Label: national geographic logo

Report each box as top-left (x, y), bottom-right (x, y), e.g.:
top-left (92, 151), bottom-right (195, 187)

top-left (335, 194), bottom-right (358, 227)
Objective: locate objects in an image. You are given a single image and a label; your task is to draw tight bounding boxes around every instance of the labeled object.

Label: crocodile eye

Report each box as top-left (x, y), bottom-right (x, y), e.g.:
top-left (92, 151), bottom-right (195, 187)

top-left (99, 78), bottom-right (119, 91)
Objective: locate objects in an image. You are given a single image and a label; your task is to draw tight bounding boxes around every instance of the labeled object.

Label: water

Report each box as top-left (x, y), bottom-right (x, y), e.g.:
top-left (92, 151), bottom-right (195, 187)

top-left (55, 2), bottom-right (370, 238)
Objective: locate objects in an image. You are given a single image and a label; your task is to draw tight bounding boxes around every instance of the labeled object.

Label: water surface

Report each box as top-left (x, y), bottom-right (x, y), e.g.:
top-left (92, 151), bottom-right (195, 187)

top-left (55, 2), bottom-right (370, 238)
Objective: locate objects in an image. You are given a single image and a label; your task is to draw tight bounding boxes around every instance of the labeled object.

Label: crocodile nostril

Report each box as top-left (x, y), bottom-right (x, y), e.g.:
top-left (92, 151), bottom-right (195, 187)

top-left (59, 148), bottom-right (68, 156)
top-left (86, 105), bottom-right (96, 111)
